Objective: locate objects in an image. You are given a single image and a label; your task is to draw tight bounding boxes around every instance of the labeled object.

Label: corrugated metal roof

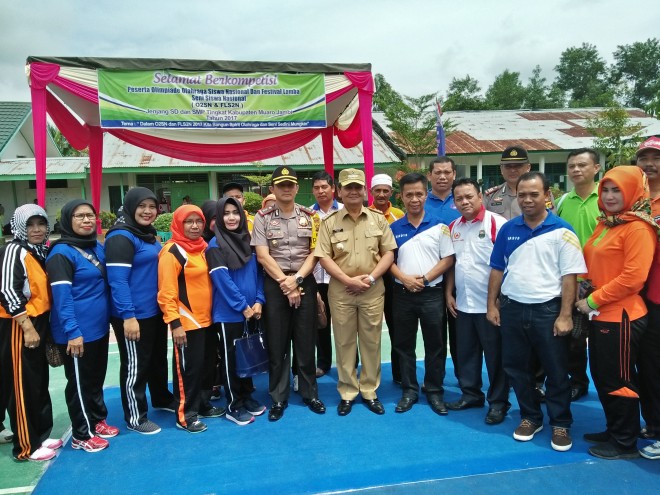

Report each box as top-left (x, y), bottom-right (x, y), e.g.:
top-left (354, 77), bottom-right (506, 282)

top-left (0, 157), bottom-right (88, 177)
top-left (0, 102), bottom-right (31, 154)
top-left (101, 130), bottom-right (401, 169)
top-left (374, 108), bottom-right (660, 155)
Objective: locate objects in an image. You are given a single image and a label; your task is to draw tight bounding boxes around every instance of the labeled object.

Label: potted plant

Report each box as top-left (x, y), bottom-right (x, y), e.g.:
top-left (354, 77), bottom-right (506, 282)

top-left (153, 213), bottom-right (173, 242)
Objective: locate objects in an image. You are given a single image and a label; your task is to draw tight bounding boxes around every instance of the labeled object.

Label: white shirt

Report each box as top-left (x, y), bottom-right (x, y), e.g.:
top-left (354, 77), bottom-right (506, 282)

top-left (312, 200), bottom-right (343, 284)
top-left (449, 209), bottom-right (506, 313)
top-left (394, 224), bottom-right (455, 287)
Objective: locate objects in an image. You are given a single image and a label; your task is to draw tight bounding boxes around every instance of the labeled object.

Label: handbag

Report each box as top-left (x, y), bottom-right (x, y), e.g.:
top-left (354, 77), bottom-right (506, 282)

top-left (572, 279), bottom-right (596, 339)
top-left (317, 293), bottom-right (328, 328)
top-left (234, 321), bottom-right (269, 378)
top-left (45, 335), bottom-right (64, 368)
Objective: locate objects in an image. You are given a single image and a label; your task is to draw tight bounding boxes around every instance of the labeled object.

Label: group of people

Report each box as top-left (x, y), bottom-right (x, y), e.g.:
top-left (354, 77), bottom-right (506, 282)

top-left (1, 137), bottom-right (659, 464)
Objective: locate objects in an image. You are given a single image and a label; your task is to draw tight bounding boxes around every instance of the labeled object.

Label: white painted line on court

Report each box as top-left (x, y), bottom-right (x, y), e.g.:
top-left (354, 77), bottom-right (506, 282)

top-left (0, 487), bottom-right (35, 494)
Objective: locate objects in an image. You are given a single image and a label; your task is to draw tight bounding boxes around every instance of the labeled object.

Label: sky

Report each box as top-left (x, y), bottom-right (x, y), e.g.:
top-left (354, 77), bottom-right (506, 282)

top-left (1, 0), bottom-right (656, 103)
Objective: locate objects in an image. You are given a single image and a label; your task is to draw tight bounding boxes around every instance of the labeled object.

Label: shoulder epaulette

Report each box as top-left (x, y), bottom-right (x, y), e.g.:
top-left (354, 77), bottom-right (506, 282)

top-left (484, 185), bottom-right (502, 196)
top-left (368, 208), bottom-right (384, 215)
top-left (257, 205), bottom-right (277, 216)
top-left (323, 210), bottom-right (339, 220)
top-left (298, 204), bottom-right (316, 215)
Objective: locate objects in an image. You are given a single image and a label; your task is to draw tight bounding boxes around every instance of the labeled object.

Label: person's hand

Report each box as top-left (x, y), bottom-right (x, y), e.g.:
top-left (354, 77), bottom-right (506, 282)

top-left (486, 306), bottom-right (500, 327)
top-left (171, 327), bottom-right (187, 348)
top-left (446, 293), bottom-right (458, 318)
top-left (124, 317), bottom-right (140, 341)
top-left (575, 299), bottom-right (591, 315)
top-left (243, 306), bottom-right (255, 319)
top-left (277, 275), bottom-right (299, 295)
top-left (23, 324), bottom-right (40, 349)
top-left (554, 314), bottom-right (573, 337)
top-left (401, 274), bottom-right (424, 293)
top-left (345, 275), bottom-right (371, 296)
top-left (67, 336), bottom-right (84, 358)
top-left (287, 290), bottom-right (301, 309)
top-left (251, 303), bottom-right (263, 320)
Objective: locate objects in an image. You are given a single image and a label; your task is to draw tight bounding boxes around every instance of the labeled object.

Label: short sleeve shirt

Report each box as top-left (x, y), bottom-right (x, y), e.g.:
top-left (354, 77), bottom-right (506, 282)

top-left (556, 186), bottom-right (599, 247)
top-left (314, 207), bottom-right (397, 277)
top-left (425, 191), bottom-right (461, 225)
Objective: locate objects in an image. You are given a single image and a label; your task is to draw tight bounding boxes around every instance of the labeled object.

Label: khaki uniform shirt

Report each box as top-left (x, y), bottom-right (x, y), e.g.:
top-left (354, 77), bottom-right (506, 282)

top-left (484, 183), bottom-right (555, 220)
top-left (314, 207), bottom-right (397, 277)
top-left (251, 204), bottom-right (320, 273)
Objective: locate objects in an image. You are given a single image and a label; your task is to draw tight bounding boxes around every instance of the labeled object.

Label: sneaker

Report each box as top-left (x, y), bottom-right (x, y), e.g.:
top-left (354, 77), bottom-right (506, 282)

top-left (244, 398), bottom-right (266, 416)
top-left (199, 406), bottom-right (226, 418)
top-left (513, 419), bottom-right (543, 441)
top-left (210, 386), bottom-right (223, 401)
top-left (71, 436), bottom-right (109, 453)
top-left (42, 438), bottom-right (63, 450)
top-left (584, 431), bottom-right (610, 443)
top-left (95, 420), bottom-right (119, 438)
top-left (127, 419), bottom-right (161, 435)
top-left (0, 427), bottom-right (13, 444)
top-left (292, 375), bottom-right (299, 392)
top-left (589, 441), bottom-right (640, 460)
top-left (551, 427), bottom-right (572, 451)
top-left (27, 446), bottom-right (56, 462)
top-left (176, 420), bottom-right (207, 433)
top-left (640, 440), bottom-right (660, 460)
top-left (226, 407), bottom-right (255, 426)
top-left (153, 401), bottom-right (177, 413)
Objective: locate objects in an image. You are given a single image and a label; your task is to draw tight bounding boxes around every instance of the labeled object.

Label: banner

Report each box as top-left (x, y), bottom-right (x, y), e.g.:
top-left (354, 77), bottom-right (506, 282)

top-left (97, 70), bottom-right (327, 129)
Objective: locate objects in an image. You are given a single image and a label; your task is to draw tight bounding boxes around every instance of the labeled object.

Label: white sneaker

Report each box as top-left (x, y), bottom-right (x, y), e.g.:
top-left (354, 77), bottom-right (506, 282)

top-left (0, 427), bottom-right (13, 444)
top-left (42, 438), bottom-right (63, 450)
top-left (28, 446), bottom-right (56, 462)
top-left (640, 440), bottom-right (660, 460)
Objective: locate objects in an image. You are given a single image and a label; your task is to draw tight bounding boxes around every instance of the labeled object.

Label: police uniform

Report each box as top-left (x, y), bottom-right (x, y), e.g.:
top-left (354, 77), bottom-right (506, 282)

top-left (250, 169), bottom-right (321, 406)
top-left (315, 169), bottom-right (397, 402)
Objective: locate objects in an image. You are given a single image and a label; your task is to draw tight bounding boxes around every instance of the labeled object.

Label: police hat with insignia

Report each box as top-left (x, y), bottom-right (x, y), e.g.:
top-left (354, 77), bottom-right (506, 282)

top-left (338, 168), bottom-right (366, 187)
top-left (271, 166), bottom-right (298, 185)
top-left (500, 146), bottom-right (529, 164)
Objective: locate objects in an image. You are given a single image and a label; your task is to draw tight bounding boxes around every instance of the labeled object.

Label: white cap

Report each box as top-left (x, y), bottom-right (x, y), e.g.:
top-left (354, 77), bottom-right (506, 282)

top-left (371, 174), bottom-right (393, 189)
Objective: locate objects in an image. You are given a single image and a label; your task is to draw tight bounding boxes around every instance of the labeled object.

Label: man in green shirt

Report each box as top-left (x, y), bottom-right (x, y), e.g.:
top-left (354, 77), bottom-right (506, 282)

top-left (557, 148), bottom-right (601, 401)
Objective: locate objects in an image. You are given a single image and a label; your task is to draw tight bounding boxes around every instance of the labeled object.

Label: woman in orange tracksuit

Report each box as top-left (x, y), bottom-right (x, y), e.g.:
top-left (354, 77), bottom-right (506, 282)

top-left (576, 166), bottom-right (658, 460)
top-left (157, 205), bottom-right (223, 433)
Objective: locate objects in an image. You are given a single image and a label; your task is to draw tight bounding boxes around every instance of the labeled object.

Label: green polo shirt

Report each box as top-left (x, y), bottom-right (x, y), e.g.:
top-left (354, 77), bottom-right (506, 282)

top-left (556, 184), bottom-right (600, 247)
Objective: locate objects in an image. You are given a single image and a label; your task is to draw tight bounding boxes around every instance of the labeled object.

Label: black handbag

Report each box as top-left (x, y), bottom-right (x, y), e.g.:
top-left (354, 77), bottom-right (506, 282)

top-left (234, 321), bottom-right (268, 378)
top-left (45, 334), bottom-right (64, 368)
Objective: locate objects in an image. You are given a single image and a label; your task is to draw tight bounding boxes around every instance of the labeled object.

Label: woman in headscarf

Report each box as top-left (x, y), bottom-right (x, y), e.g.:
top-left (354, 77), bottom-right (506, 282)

top-left (576, 166), bottom-right (658, 460)
top-left (106, 188), bottom-right (175, 435)
top-left (0, 204), bottom-right (61, 461)
top-left (207, 198), bottom-right (266, 426)
top-left (157, 205), bottom-right (223, 433)
top-left (201, 200), bottom-right (218, 243)
top-left (46, 199), bottom-right (118, 453)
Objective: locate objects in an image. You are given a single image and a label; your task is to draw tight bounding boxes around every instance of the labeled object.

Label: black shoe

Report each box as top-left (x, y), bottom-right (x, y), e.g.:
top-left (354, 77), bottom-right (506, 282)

top-left (176, 419), bottom-right (207, 433)
top-left (428, 396), bottom-right (448, 416)
top-left (570, 387), bottom-right (587, 401)
top-left (395, 396), bottom-right (417, 413)
top-left (199, 406), bottom-right (226, 418)
top-left (268, 401), bottom-right (288, 422)
top-left (303, 398), bottom-right (326, 414)
top-left (485, 408), bottom-right (507, 425)
top-left (364, 398), bottom-right (385, 415)
top-left (337, 400), bottom-right (353, 416)
top-left (640, 426), bottom-right (660, 440)
top-left (584, 431), bottom-right (610, 443)
top-left (446, 399), bottom-right (485, 411)
top-left (588, 441), bottom-right (640, 460)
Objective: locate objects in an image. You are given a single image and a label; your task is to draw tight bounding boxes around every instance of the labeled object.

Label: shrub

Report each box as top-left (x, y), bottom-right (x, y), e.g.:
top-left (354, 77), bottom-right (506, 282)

top-left (243, 191), bottom-right (264, 215)
top-left (98, 210), bottom-right (117, 229)
top-left (153, 213), bottom-right (173, 232)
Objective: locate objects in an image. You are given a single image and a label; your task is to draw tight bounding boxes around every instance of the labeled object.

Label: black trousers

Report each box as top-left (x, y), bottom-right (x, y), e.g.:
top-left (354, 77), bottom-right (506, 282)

top-left (172, 327), bottom-right (208, 427)
top-left (640, 302), bottom-right (660, 432)
top-left (61, 332), bottom-right (110, 441)
top-left (0, 314), bottom-right (53, 459)
top-left (567, 332), bottom-right (589, 390)
top-left (316, 283), bottom-right (333, 372)
top-left (383, 273), bottom-right (399, 382)
top-left (216, 321), bottom-right (255, 412)
top-left (263, 274), bottom-right (318, 403)
top-left (590, 315), bottom-right (646, 449)
top-left (112, 314), bottom-right (173, 427)
top-left (440, 293), bottom-right (458, 380)
top-left (455, 311), bottom-right (509, 409)
top-left (392, 284), bottom-right (445, 399)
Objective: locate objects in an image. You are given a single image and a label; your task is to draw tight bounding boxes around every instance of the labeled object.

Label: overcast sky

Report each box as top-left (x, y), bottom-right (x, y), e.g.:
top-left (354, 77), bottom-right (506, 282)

top-left (1, 0), bottom-right (656, 103)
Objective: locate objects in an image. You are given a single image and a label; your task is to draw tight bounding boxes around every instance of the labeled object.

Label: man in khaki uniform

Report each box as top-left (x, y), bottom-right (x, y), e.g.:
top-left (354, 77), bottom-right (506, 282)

top-left (315, 168), bottom-right (396, 416)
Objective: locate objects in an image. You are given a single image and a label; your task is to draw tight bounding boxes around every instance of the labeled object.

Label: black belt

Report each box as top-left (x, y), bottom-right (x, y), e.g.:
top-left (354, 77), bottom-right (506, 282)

top-left (396, 282), bottom-right (442, 292)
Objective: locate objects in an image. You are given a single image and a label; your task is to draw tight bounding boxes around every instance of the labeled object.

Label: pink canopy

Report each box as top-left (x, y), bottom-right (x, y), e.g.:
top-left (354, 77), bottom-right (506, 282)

top-left (26, 57), bottom-right (375, 227)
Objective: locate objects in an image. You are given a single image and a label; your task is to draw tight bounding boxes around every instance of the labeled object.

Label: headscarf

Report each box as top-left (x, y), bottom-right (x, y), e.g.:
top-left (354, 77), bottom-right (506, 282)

top-left (170, 205), bottom-right (207, 254)
top-left (261, 194), bottom-right (277, 209)
top-left (201, 200), bottom-right (218, 242)
top-left (10, 204), bottom-right (50, 263)
top-left (212, 197), bottom-right (252, 270)
top-left (107, 187), bottom-right (158, 243)
top-left (51, 199), bottom-right (98, 249)
top-left (597, 166), bottom-right (658, 230)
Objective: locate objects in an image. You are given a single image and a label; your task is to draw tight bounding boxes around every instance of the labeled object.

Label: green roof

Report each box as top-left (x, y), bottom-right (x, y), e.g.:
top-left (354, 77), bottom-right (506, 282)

top-left (0, 101), bottom-right (31, 155)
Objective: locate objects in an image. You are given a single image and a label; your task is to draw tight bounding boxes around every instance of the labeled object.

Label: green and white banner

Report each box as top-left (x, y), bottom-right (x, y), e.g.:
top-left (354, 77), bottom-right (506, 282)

top-left (97, 70), bottom-right (327, 129)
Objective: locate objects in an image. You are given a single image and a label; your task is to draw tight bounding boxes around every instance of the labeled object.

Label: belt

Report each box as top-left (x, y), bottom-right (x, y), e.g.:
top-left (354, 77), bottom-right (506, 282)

top-left (396, 282), bottom-right (442, 292)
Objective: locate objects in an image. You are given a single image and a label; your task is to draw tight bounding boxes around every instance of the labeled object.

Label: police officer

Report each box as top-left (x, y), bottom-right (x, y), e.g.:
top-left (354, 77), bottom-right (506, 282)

top-left (315, 168), bottom-right (397, 416)
top-left (251, 166), bottom-right (326, 421)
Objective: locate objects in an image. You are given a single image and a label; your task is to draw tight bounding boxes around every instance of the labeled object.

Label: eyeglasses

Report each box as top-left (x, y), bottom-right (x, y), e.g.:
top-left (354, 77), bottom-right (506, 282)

top-left (72, 213), bottom-right (96, 221)
top-left (183, 219), bottom-right (205, 226)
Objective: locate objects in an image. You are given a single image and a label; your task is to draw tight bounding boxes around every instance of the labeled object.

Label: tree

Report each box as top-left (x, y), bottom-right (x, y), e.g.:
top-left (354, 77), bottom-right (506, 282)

top-left (523, 65), bottom-right (559, 109)
top-left (585, 103), bottom-right (644, 168)
top-left (485, 70), bottom-right (525, 110)
top-left (384, 92), bottom-right (439, 163)
top-left (443, 75), bottom-right (485, 111)
top-left (48, 124), bottom-right (88, 156)
top-left (373, 73), bottom-right (406, 114)
top-left (554, 43), bottom-right (614, 107)
top-left (612, 38), bottom-right (660, 114)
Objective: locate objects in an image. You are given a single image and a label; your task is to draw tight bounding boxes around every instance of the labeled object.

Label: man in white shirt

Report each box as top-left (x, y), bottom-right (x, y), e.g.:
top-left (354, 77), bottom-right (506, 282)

top-left (445, 178), bottom-right (509, 425)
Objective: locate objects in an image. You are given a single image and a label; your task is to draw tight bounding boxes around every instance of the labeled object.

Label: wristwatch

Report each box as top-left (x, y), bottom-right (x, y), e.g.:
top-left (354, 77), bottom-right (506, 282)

top-left (368, 275), bottom-right (376, 286)
top-left (422, 275), bottom-right (429, 286)
top-left (295, 274), bottom-right (304, 286)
